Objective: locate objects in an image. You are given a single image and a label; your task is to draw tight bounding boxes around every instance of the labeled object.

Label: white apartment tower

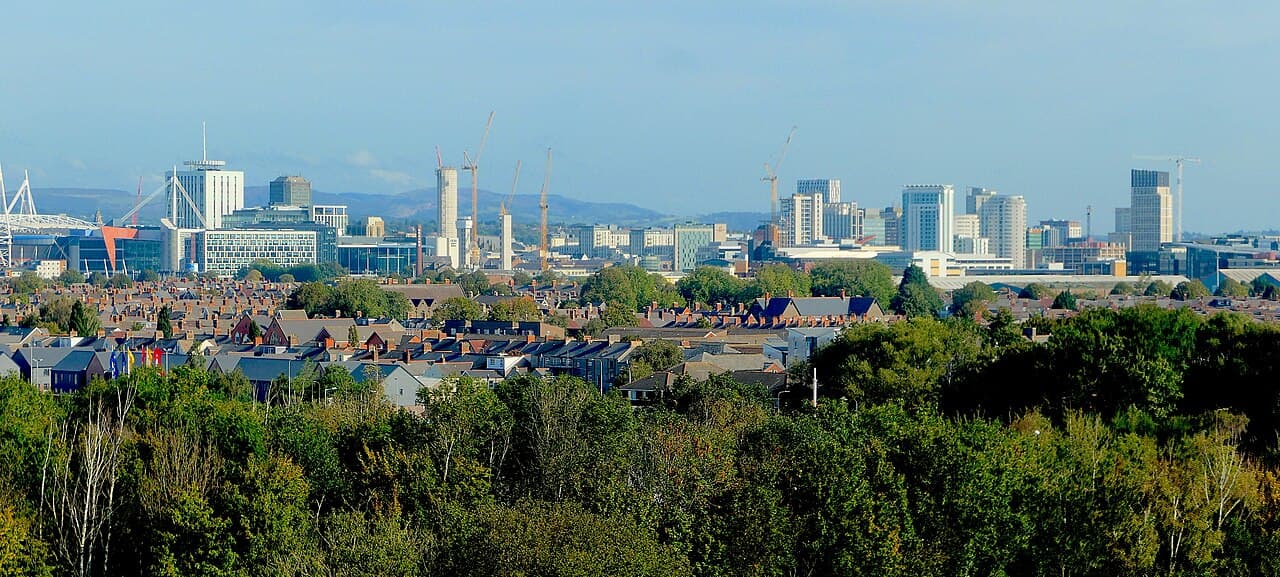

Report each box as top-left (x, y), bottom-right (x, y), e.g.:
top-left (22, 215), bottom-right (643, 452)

top-left (436, 166), bottom-right (459, 267)
top-left (167, 157), bottom-right (244, 230)
top-left (901, 185), bottom-right (955, 252)
top-left (1130, 169), bottom-right (1172, 252)
top-left (780, 192), bottom-right (825, 246)
top-left (797, 179), bottom-right (841, 203)
top-left (979, 194), bottom-right (1027, 267)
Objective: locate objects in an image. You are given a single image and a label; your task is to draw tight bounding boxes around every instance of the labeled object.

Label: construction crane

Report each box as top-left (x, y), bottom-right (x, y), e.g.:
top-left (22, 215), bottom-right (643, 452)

top-left (539, 147), bottom-right (552, 271)
top-left (132, 176), bottom-right (142, 226)
top-left (461, 111), bottom-right (495, 269)
top-left (1134, 154), bottom-right (1201, 242)
top-left (761, 126), bottom-right (797, 233)
top-left (501, 160), bottom-right (521, 217)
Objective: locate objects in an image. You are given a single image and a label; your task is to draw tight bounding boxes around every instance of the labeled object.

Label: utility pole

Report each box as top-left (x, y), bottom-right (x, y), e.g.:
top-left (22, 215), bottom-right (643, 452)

top-left (539, 148), bottom-right (552, 271)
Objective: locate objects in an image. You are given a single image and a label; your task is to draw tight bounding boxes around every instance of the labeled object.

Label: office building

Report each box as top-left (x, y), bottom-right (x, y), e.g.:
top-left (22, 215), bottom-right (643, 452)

top-left (339, 237), bottom-right (421, 276)
top-left (269, 176), bottom-right (312, 207)
top-left (629, 228), bottom-right (674, 257)
top-left (780, 193), bottom-right (825, 246)
top-left (674, 223), bottom-right (716, 272)
top-left (901, 185), bottom-right (955, 252)
top-left (879, 206), bottom-right (902, 246)
top-left (167, 157), bottom-right (244, 230)
top-left (861, 210), bottom-right (886, 246)
top-left (797, 179), bottom-right (841, 203)
top-left (200, 229), bottom-right (317, 277)
top-left (979, 194), bottom-right (1027, 267)
top-left (1114, 207), bottom-right (1132, 234)
top-left (1130, 169), bottom-right (1172, 253)
top-left (311, 205), bottom-right (348, 234)
top-left (954, 214), bottom-right (981, 240)
top-left (953, 214), bottom-right (983, 254)
top-left (1040, 219), bottom-right (1083, 241)
top-left (823, 201), bottom-right (862, 243)
top-left (967, 187), bottom-right (997, 215)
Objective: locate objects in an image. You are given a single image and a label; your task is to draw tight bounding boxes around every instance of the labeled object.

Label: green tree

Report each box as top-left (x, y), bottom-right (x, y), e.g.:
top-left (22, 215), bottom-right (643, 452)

top-left (9, 272), bottom-right (44, 294)
top-left (488, 297), bottom-right (543, 322)
top-left (433, 297), bottom-right (486, 324)
top-left (243, 269), bottom-right (264, 283)
top-left (1052, 289), bottom-right (1079, 311)
top-left (1110, 281), bottom-right (1135, 295)
top-left (139, 269), bottom-right (161, 282)
top-left (286, 282), bottom-right (335, 316)
top-left (107, 273), bottom-right (133, 289)
top-left (1019, 282), bottom-right (1051, 299)
top-left (675, 267), bottom-right (745, 307)
top-left (70, 300), bottom-right (100, 336)
top-left (1215, 278), bottom-right (1250, 298)
top-left (1171, 280), bottom-right (1211, 300)
top-left (458, 270), bottom-right (492, 295)
top-left (87, 271), bottom-right (108, 287)
top-left (511, 271), bottom-right (533, 287)
top-left (581, 266), bottom-right (638, 310)
top-left (626, 339), bottom-right (684, 381)
top-left (1144, 280), bottom-right (1173, 297)
top-left (891, 265), bottom-right (942, 318)
top-left (809, 259), bottom-right (897, 305)
top-left (157, 305), bottom-right (173, 339)
top-left (278, 273), bottom-right (296, 283)
top-left (327, 279), bottom-right (410, 319)
top-left (348, 324), bottom-right (360, 347)
top-left (744, 263), bottom-right (812, 300)
top-left (951, 281), bottom-right (997, 319)
top-left (600, 301), bottom-right (638, 328)
top-left (58, 268), bottom-right (86, 285)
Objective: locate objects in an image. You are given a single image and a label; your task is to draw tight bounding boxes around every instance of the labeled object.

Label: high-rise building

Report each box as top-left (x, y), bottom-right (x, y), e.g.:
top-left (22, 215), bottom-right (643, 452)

top-left (797, 179), bottom-right (841, 203)
top-left (1114, 207), bottom-right (1132, 233)
top-left (880, 206), bottom-right (902, 246)
top-left (436, 167), bottom-right (459, 267)
top-left (861, 209), bottom-right (886, 246)
top-left (673, 223), bottom-right (716, 272)
top-left (780, 193), bottom-right (825, 246)
top-left (822, 201), bottom-right (862, 242)
top-left (979, 194), bottom-right (1027, 267)
top-left (1039, 219), bottom-right (1084, 241)
top-left (311, 205), bottom-right (348, 234)
top-left (167, 157), bottom-right (244, 230)
top-left (901, 185), bottom-right (955, 252)
top-left (269, 176), bottom-right (312, 207)
top-left (966, 187), bottom-right (997, 215)
top-left (952, 214), bottom-right (983, 254)
top-left (953, 214), bottom-right (981, 239)
top-left (629, 228), bottom-right (675, 257)
top-left (1130, 169), bottom-right (1172, 252)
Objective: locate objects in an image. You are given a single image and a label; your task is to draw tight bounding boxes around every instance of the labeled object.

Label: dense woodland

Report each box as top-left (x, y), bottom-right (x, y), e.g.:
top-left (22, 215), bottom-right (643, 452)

top-left (5, 304), bottom-right (1280, 575)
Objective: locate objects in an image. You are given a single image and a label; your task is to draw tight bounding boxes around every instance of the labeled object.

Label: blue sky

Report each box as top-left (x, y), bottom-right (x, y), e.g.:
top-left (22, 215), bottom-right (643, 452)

top-left (2, 0), bottom-right (1277, 232)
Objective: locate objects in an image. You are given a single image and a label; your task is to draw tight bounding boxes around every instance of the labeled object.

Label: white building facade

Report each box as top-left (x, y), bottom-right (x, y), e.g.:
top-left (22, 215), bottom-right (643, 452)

top-left (200, 229), bottom-right (317, 277)
top-left (979, 194), bottom-right (1027, 268)
top-left (780, 193), bottom-right (825, 246)
top-left (168, 159), bottom-right (244, 230)
top-left (901, 185), bottom-right (955, 252)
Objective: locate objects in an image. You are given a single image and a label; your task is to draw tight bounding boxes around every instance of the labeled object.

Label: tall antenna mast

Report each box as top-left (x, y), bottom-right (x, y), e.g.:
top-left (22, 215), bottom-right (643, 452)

top-left (202, 121), bottom-right (208, 162)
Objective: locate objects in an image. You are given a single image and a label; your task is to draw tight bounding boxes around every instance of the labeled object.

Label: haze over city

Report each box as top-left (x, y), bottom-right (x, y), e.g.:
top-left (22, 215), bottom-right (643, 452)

top-left (4, 0), bottom-right (1278, 232)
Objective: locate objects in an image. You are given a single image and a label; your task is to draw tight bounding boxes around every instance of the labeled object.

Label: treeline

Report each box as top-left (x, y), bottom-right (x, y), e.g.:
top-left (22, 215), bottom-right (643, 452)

top-left (5, 307), bottom-right (1280, 575)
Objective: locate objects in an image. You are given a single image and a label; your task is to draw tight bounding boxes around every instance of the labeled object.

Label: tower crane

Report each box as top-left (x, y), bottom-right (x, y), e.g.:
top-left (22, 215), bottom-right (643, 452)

top-left (1134, 154), bottom-right (1201, 242)
top-left (461, 111), bottom-right (495, 268)
top-left (501, 159), bottom-right (521, 218)
top-left (539, 147), bottom-right (552, 271)
top-left (762, 126), bottom-right (797, 235)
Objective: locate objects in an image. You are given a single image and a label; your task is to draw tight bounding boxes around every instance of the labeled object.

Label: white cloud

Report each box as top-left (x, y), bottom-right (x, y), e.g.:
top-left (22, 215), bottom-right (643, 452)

top-left (346, 150), bottom-right (378, 167)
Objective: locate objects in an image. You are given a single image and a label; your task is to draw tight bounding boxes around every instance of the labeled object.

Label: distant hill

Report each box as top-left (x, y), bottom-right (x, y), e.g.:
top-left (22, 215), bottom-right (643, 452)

top-left (29, 186), bottom-right (760, 230)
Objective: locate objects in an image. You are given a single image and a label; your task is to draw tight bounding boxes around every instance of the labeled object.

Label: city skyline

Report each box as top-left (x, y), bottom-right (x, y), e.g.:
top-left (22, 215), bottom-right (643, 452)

top-left (3, 1), bottom-right (1279, 233)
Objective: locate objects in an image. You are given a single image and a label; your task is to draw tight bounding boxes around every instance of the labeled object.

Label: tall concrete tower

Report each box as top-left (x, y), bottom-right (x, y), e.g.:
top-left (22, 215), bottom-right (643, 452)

top-left (436, 166), bottom-right (459, 266)
top-left (1130, 169), bottom-right (1172, 252)
top-left (501, 212), bottom-right (514, 270)
top-left (901, 185), bottom-right (955, 252)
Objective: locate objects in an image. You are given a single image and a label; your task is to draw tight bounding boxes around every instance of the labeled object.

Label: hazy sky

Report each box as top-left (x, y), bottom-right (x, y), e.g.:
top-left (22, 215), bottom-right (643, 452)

top-left (3, 0), bottom-right (1278, 232)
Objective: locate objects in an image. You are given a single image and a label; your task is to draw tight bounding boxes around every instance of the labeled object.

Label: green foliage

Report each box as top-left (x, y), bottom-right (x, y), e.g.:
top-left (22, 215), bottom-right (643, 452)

top-left (157, 305), bottom-right (173, 339)
top-left (511, 271), bottom-right (532, 287)
top-left (487, 296), bottom-right (543, 322)
top-left (809, 259), bottom-right (896, 304)
top-left (600, 300), bottom-right (638, 328)
top-left (743, 263), bottom-right (811, 301)
top-left (87, 271), bottom-right (108, 287)
top-left (70, 300), bottom-right (100, 336)
top-left (1144, 280), bottom-right (1174, 297)
top-left (139, 269), bottom-right (161, 282)
top-left (8, 272), bottom-right (45, 295)
top-left (57, 268), bottom-right (85, 286)
top-left (1019, 282), bottom-right (1051, 299)
top-left (240, 260), bottom-right (346, 283)
top-left (675, 267), bottom-right (747, 307)
top-left (1172, 280), bottom-right (1211, 300)
top-left (1111, 281), bottom-right (1135, 295)
top-left (23, 296), bottom-right (76, 333)
top-left (1216, 278), bottom-right (1250, 298)
top-left (582, 264), bottom-right (682, 311)
top-left (1051, 289), bottom-right (1078, 311)
top-left (432, 297), bottom-right (486, 324)
top-left (287, 280), bottom-right (410, 319)
top-left (107, 273), bottom-right (133, 289)
top-left (951, 281), bottom-right (997, 318)
top-left (626, 339), bottom-right (684, 381)
top-left (891, 265), bottom-right (943, 318)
